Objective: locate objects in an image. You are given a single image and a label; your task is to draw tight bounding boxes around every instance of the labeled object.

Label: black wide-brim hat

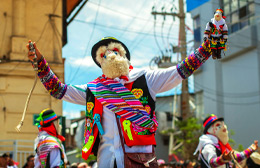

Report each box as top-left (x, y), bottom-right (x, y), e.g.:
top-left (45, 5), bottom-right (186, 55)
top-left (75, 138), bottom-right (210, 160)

top-left (91, 37), bottom-right (130, 67)
top-left (203, 114), bottom-right (224, 134)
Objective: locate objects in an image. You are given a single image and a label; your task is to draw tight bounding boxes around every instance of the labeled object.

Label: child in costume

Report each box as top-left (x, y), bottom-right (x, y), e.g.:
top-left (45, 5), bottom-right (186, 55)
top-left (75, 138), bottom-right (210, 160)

top-left (194, 114), bottom-right (258, 168)
top-left (27, 37), bottom-right (212, 168)
top-left (34, 109), bottom-right (67, 168)
top-left (204, 8), bottom-right (228, 59)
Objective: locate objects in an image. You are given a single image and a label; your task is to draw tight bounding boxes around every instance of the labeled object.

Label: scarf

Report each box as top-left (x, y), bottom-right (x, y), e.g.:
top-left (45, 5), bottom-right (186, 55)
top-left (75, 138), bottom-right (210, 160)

top-left (39, 123), bottom-right (65, 142)
top-left (87, 75), bottom-right (158, 132)
top-left (218, 140), bottom-right (232, 154)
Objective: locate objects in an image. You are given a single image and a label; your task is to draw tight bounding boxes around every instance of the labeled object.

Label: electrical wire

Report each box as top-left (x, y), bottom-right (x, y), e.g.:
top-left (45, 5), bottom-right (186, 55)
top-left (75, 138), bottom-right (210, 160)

top-left (67, 0), bottom-right (102, 83)
top-left (167, 20), bottom-right (175, 57)
top-left (117, 0), bottom-right (147, 39)
top-left (50, 19), bottom-right (63, 62)
top-left (153, 18), bottom-right (164, 56)
top-left (87, 0), bottom-right (178, 26)
top-left (161, 19), bottom-right (169, 56)
top-left (72, 18), bottom-right (181, 40)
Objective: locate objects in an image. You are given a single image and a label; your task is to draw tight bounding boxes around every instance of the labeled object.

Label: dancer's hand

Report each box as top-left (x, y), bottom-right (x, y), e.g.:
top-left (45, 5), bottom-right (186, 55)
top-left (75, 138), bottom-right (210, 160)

top-left (251, 140), bottom-right (258, 151)
top-left (26, 40), bottom-right (43, 62)
top-left (222, 150), bottom-right (233, 161)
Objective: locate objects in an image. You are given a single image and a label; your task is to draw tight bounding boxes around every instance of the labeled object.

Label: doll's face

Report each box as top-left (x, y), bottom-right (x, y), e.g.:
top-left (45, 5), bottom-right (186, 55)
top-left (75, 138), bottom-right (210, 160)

top-left (214, 11), bottom-right (222, 21)
top-left (209, 121), bottom-right (229, 145)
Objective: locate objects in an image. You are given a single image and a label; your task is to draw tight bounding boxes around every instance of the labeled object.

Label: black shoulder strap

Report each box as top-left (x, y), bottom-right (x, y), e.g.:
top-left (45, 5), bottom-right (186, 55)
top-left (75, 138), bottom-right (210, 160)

top-left (209, 22), bottom-right (214, 28)
top-left (46, 148), bottom-right (65, 168)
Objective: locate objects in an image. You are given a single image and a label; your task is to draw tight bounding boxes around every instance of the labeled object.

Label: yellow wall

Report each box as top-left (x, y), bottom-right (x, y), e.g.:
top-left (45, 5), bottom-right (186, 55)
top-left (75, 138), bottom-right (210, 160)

top-left (0, 0), bottom-right (65, 141)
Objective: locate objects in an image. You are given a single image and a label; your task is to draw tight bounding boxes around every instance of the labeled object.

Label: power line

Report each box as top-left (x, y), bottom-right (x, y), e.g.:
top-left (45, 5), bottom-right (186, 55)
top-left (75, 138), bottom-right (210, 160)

top-left (67, 0), bottom-right (102, 83)
top-left (117, 0), bottom-right (147, 39)
top-left (193, 80), bottom-right (260, 98)
top-left (87, 0), bottom-right (179, 26)
top-left (72, 18), bottom-right (181, 40)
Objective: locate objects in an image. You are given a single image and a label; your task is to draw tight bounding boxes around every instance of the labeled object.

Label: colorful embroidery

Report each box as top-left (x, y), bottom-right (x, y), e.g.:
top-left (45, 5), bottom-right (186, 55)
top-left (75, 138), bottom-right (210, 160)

top-left (122, 120), bottom-right (133, 140)
top-left (140, 97), bottom-right (148, 104)
top-left (177, 41), bottom-right (211, 79)
top-left (88, 78), bottom-right (158, 133)
top-left (37, 57), bottom-right (67, 99)
top-left (145, 105), bottom-right (151, 115)
top-left (84, 102), bottom-right (94, 144)
top-left (131, 88), bottom-right (143, 99)
top-left (87, 102), bottom-right (94, 113)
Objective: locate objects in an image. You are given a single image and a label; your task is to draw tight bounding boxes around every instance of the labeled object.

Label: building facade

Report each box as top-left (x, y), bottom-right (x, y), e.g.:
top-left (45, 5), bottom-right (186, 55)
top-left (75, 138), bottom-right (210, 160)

top-left (189, 0), bottom-right (260, 148)
top-left (0, 0), bottom-right (66, 164)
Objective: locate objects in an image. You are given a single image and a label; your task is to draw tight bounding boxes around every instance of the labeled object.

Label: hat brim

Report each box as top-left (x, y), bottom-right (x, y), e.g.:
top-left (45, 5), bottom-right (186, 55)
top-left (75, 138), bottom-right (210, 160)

top-left (41, 116), bottom-right (61, 127)
top-left (203, 117), bottom-right (224, 134)
top-left (91, 38), bottom-right (130, 68)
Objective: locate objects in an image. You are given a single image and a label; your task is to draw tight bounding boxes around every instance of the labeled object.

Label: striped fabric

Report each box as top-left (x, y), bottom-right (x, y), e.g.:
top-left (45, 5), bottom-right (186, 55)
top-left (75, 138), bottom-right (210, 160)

top-left (37, 57), bottom-right (67, 99)
top-left (209, 144), bottom-right (255, 167)
top-left (203, 115), bottom-right (218, 128)
top-left (233, 146), bottom-right (254, 162)
top-left (37, 135), bottom-right (64, 168)
top-left (177, 41), bottom-right (211, 79)
top-left (209, 155), bottom-right (226, 168)
top-left (41, 109), bottom-right (58, 125)
top-left (87, 77), bottom-right (158, 132)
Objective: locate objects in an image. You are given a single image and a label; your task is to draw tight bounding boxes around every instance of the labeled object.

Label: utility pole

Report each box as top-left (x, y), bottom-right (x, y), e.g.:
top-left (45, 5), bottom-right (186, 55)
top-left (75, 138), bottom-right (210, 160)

top-left (178, 0), bottom-right (189, 121)
top-left (151, 0), bottom-right (189, 121)
top-left (151, 0), bottom-right (190, 156)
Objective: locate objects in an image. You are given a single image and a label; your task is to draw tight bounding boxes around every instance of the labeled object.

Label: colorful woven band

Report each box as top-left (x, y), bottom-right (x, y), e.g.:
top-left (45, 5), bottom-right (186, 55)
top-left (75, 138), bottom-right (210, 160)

top-left (203, 115), bottom-right (217, 128)
top-left (87, 76), bottom-right (158, 132)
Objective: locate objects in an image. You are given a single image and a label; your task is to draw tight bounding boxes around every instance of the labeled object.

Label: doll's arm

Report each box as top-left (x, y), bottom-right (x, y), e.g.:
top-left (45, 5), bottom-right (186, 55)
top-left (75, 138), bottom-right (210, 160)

top-left (204, 22), bottom-right (211, 40)
top-left (222, 24), bottom-right (228, 39)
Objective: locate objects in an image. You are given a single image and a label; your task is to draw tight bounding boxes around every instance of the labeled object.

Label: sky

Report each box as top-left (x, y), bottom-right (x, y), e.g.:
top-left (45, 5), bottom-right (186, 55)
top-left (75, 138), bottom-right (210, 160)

top-left (62, 0), bottom-right (195, 119)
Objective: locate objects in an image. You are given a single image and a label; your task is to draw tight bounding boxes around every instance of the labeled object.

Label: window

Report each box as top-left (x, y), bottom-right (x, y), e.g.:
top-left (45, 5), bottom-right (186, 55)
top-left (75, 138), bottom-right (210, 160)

top-left (193, 15), bottom-right (201, 47)
top-left (221, 0), bottom-right (255, 33)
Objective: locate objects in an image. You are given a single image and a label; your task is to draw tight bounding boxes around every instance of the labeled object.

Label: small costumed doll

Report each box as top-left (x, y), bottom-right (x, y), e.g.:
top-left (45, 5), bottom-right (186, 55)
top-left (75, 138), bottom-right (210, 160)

top-left (194, 114), bottom-right (258, 168)
top-left (204, 8), bottom-right (228, 59)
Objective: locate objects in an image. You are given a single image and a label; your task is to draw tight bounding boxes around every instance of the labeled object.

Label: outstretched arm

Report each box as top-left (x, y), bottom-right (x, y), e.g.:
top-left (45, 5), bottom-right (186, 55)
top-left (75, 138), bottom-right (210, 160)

top-left (233, 140), bottom-right (258, 163)
top-left (201, 144), bottom-right (230, 168)
top-left (27, 41), bottom-right (67, 99)
top-left (146, 40), bottom-right (212, 94)
top-left (27, 41), bottom-right (86, 105)
top-left (176, 40), bottom-right (211, 79)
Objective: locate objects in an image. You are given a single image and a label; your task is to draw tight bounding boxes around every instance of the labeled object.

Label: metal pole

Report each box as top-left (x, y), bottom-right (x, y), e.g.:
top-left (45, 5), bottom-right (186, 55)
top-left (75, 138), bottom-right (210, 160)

top-left (13, 140), bottom-right (17, 162)
top-left (169, 89), bottom-right (177, 155)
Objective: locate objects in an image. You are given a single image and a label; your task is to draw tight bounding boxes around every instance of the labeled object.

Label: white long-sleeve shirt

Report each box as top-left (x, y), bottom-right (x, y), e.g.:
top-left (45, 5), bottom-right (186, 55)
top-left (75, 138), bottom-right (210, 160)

top-left (62, 67), bottom-right (183, 168)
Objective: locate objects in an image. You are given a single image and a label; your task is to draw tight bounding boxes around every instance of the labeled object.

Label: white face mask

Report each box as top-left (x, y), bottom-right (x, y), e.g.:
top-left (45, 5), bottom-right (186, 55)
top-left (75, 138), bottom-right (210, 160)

top-left (53, 119), bottom-right (61, 135)
top-left (212, 121), bottom-right (229, 145)
top-left (101, 50), bottom-right (130, 79)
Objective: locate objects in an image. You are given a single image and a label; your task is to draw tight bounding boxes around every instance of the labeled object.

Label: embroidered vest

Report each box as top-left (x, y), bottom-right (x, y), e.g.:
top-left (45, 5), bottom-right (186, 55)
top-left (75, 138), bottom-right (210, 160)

top-left (36, 135), bottom-right (65, 168)
top-left (200, 144), bottom-right (229, 168)
top-left (82, 75), bottom-right (157, 160)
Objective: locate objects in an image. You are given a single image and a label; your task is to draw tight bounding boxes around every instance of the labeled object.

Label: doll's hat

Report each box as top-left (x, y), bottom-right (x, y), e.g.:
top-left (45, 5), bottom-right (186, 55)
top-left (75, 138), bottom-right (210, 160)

top-left (36, 108), bottom-right (60, 127)
top-left (203, 114), bottom-right (224, 134)
top-left (215, 8), bottom-right (226, 19)
top-left (91, 37), bottom-right (130, 67)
